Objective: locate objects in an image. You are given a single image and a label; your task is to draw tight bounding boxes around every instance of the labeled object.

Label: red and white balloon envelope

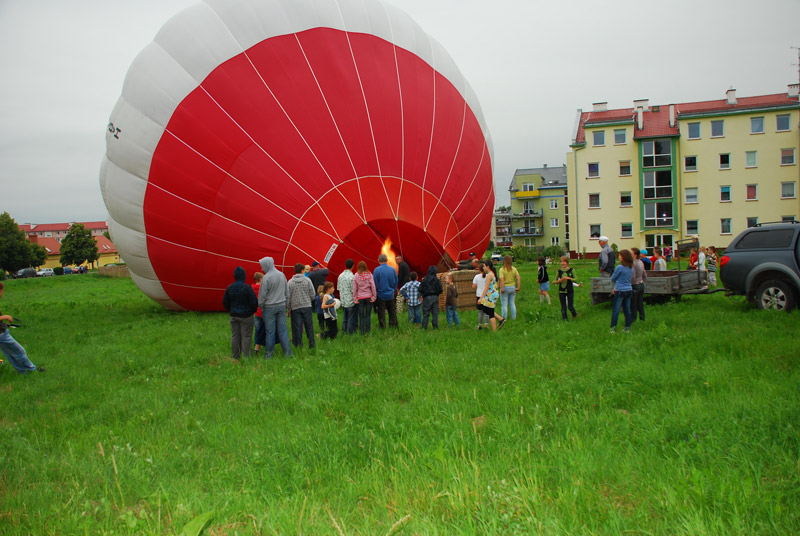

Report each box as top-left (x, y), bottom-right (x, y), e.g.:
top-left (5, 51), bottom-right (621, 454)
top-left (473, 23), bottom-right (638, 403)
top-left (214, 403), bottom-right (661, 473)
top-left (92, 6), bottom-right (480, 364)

top-left (101, 0), bottom-right (494, 311)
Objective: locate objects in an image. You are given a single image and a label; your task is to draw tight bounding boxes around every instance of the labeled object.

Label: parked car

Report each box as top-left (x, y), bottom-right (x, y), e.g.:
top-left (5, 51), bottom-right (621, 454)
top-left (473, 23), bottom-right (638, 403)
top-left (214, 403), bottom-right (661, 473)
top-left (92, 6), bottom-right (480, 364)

top-left (14, 268), bottom-right (37, 279)
top-left (37, 268), bottom-right (54, 277)
top-left (720, 221), bottom-right (800, 311)
top-left (63, 266), bottom-right (72, 275)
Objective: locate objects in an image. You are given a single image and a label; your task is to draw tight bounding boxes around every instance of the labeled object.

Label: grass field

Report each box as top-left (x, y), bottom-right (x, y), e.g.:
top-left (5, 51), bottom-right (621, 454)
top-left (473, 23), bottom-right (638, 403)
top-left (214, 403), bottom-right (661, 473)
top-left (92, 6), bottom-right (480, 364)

top-left (1, 262), bottom-right (799, 535)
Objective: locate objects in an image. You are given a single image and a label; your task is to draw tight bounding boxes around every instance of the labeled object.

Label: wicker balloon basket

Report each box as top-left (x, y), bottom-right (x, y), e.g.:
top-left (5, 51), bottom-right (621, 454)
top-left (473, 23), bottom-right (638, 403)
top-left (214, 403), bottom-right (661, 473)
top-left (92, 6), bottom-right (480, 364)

top-left (437, 269), bottom-right (480, 311)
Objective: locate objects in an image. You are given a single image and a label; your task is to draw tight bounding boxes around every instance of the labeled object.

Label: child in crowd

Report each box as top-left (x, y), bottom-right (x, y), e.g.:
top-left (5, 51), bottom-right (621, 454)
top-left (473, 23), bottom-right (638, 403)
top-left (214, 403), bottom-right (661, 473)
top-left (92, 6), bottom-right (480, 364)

top-left (314, 285), bottom-right (325, 331)
top-left (445, 273), bottom-right (460, 326)
top-left (419, 266), bottom-right (443, 329)
top-left (610, 249), bottom-right (634, 333)
top-left (320, 281), bottom-right (338, 339)
top-left (251, 271), bottom-right (265, 353)
top-left (653, 247), bottom-right (667, 271)
top-left (472, 262), bottom-right (488, 329)
top-left (706, 246), bottom-right (718, 286)
top-left (537, 256), bottom-right (551, 304)
top-left (639, 249), bottom-right (652, 270)
top-left (399, 272), bottom-right (422, 325)
top-left (554, 256), bottom-right (579, 320)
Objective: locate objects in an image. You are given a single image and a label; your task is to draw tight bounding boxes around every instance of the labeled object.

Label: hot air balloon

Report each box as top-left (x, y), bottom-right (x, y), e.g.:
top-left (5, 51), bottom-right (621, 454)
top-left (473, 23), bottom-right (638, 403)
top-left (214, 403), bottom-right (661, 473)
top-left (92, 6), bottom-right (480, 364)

top-left (100, 0), bottom-right (494, 311)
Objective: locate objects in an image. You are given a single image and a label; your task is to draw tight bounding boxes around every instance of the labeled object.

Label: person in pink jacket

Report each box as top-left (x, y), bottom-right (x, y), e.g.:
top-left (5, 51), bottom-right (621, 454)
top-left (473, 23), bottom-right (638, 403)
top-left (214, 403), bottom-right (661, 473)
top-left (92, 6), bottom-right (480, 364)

top-left (352, 261), bottom-right (377, 334)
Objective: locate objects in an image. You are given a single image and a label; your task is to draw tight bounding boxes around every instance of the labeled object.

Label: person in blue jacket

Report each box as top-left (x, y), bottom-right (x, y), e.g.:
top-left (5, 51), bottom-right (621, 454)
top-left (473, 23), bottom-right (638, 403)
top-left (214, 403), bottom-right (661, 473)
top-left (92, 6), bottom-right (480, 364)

top-left (373, 253), bottom-right (398, 328)
top-left (222, 266), bottom-right (258, 359)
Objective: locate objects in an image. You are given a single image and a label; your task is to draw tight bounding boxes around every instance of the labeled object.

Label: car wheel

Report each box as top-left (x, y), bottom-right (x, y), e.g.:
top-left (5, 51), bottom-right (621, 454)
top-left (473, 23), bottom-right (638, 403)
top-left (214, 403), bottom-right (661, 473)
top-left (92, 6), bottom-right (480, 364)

top-left (755, 280), bottom-right (796, 312)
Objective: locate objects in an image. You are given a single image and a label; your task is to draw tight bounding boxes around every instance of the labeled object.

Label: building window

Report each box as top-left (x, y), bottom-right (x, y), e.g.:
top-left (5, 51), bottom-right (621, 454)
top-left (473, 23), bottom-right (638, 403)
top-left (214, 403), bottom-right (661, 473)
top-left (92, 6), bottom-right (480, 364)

top-left (550, 199), bottom-right (558, 209)
top-left (620, 191), bottom-right (632, 207)
top-left (621, 223), bottom-right (633, 238)
top-left (685, 156), bottom-right (697, 172)
top-left (644, 202), bottom-right (674, 227)
top-left (593, 131), bottom-right (605, 146)
top-left (720, 185), bottom-right (731, 202)
top-left (781, 148), bottom-right (796, 165)
top-left (750, 117), bottom-right (764, 134)
top-left (745, 151), bottom-right (757, 168)
top-left (619, 161), bottom-right (631, 176)
top-left (551, 236), bottom-right (560, 246)
top-left (747, 217), bottom-right (759, 228)
top-left (746, 184), bottom-right (757, 201)
top-left (522, 182), bottom-right (535, 191)
top-left (590, 224), bottom-right (601, 238)
top-left (782, 216), bottom-right (796, 222)
top-left (687, 122), bottom-right (701, 139)
top-left (782, 182), bottom-right (796, 199)
top-left (588, 163), bottom-right (599, 177)
top-left (643, 170), bottom-right (672, 199)
top-left (719, 153), bottom-right (730, 169)
top-left (550, 218), bottom-right (559, 228)
top-left (686, 220), bottom-right (699, 235)
top-left (642, 139), bottom-right (671, 167)
top-left (776, 114), bottom-right (791, 132)
top-left (721, 218), bottom-right (732, 234)
top-left (614, 129), bottom-right (626, 144)
top-left (588, 193), bottom-right (600, 208)
top-left (685, 187), bottom-right (698, 204)
top-left (711, 120), bottom-right (724, 137)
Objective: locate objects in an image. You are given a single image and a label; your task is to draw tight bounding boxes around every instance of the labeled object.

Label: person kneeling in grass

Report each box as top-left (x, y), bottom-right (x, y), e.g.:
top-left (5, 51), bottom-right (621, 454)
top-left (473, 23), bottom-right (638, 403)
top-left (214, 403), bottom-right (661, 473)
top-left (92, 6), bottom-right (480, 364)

top-left (0, 282), bottom-right (45, 373)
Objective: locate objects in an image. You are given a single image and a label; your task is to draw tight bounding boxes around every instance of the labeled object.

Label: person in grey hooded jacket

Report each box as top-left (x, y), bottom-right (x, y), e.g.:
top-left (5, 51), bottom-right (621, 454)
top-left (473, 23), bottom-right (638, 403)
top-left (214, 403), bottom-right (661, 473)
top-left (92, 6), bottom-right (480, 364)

top-left (222, 266), bottom-right (258, 359)
top-left (257, 257), bottom-right (293, 358)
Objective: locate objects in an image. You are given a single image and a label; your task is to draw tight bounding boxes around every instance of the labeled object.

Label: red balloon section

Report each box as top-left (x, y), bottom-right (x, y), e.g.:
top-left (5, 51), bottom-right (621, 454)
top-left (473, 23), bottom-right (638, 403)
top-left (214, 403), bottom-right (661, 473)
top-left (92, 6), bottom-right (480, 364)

top-left (144, 28), bottom-right (493, 311)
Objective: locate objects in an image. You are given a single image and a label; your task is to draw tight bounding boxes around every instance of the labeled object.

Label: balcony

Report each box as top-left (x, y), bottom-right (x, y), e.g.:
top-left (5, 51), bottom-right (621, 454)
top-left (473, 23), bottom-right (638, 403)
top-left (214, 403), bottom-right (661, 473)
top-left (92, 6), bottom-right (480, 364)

top-left (515, 227), bottom-right (543, 236)
top-left (496, 228), bottom-right (511, 237)
top-left (496, 240), bottom-right (513, 247)
top-left (495, 217), bottom-right (511, 226)
top-left (511, 210), bottom-right (542, 219)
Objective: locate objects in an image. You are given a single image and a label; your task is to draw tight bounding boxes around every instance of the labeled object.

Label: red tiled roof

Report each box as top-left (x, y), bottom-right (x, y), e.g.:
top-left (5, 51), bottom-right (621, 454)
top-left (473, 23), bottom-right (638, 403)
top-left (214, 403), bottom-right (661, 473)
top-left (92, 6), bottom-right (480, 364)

top-left (95, 235), bottom-right (117, 254)
top-left (574, 91), bottom-right (799, 144)
top-left (36, 237), bottom-right (62, 256)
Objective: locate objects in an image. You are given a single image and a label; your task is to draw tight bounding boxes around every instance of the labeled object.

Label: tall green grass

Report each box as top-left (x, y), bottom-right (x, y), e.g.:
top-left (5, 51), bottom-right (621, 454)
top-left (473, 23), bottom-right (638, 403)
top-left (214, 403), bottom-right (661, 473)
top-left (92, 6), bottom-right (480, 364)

top-left (1, 264), bottom-right (798, 535)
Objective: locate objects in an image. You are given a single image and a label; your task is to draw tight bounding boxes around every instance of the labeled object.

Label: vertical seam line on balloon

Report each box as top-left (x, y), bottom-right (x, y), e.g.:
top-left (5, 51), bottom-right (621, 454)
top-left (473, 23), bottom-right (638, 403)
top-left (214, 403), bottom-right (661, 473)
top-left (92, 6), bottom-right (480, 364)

top-left (146, 180), bottom-right (339, 244)
top-left (421, 43), bottom-right (437, 232)
top-left (445, 188), bottom-right (493, 248)
top-left (294, 32), bottom-right (367, 224)
top-left (381, 0), bottom-right (405, 220)
top-left (196, 87), bottom-right (317, 203)
top-left (451, 143), bottom-right (487, 215)
top-left (242, 48), bottom-right (361, 237)
top-left (425, 96), bottom-right (467, 230)
top-left (341, 30), bottom-right (397, 222)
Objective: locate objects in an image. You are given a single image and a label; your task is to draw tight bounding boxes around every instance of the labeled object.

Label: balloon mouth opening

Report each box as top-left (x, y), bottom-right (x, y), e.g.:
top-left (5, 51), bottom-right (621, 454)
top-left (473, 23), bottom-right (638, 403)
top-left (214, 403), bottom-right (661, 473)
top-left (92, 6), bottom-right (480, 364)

top-left (327, 218), bottom-right (453, 275)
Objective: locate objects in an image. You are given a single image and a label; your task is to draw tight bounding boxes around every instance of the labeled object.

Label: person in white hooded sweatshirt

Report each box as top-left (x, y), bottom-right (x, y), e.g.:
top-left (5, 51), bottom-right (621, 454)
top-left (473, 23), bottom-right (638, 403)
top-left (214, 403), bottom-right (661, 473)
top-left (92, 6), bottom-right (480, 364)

top-left (257, 257), bottom-right (293, 358)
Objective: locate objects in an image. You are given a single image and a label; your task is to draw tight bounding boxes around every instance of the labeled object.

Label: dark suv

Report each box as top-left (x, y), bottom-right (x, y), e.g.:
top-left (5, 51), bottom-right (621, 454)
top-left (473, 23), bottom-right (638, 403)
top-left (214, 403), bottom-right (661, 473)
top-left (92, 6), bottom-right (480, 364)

top-left (720, 221), bottom-right (800, 311)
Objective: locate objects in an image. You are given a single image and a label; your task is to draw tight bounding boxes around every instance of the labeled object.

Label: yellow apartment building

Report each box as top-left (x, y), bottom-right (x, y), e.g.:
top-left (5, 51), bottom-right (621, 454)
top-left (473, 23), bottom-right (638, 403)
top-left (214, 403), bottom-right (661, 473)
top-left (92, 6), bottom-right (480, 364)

top-left (503, 165), bottom-right (569, 251)
top-left (567, 85), bottom-right (800, 256)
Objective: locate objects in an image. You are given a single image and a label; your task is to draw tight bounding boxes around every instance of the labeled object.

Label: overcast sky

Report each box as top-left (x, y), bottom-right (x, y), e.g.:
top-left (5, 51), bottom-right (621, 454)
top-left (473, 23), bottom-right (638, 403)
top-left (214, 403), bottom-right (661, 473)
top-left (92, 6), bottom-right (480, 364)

top-left (1, 0), bottom-right (798, 224)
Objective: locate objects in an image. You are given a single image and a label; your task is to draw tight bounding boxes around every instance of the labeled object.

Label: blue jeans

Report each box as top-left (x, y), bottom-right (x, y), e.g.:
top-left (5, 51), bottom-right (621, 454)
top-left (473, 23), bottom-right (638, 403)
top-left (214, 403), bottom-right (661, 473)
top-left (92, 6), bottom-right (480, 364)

top-left (500, 286), bottom-right (517, 320)
top-left (357, 300), bottom-right (372, 334)
top-left (263, 304), bottom-right (293, 358)
top-left (253, 315), bottom-right (266, 347)
top-left (0, 329), bottom-right (37, 373)
top-left (341, 306), bottom-right (357, 334)
top-left (421, 295), bottom-right (439, 329)
top-left (407, 304), bottom-right (421, 324)
top-left (290, 307), bottom-right (315, 348)
top-left (611, 291), bottom-right (633, 329)
top-left (446, 305), bottom-right (460, 325)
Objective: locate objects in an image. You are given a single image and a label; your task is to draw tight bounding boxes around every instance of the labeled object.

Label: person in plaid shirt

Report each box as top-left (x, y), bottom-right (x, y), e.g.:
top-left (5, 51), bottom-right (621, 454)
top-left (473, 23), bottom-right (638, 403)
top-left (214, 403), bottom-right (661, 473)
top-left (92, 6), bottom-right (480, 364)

top-left (398, 272), bottom-right (422, 325)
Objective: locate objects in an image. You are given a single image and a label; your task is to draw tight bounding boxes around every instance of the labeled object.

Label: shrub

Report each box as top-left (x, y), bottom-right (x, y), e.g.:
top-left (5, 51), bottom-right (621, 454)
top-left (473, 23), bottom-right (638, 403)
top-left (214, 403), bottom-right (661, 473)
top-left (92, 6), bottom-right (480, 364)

top-left (54, 267), bottom-right (64, 276)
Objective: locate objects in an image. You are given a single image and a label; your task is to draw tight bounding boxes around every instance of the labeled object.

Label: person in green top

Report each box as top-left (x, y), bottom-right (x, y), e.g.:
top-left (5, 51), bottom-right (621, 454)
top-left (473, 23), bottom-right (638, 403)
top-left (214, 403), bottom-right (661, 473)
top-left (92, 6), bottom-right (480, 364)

top-left (498, 255), bottom-right (521, 320)
top-left (554, 255), bottom-right (581, 320)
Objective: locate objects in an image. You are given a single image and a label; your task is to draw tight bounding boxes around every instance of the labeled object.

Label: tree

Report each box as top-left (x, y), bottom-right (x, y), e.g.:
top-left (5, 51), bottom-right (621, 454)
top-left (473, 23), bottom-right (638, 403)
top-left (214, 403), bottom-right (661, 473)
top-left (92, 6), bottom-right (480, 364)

top-left (30, 243), bottom-right (47, 267)
top-left (60, 223), bottom-right (99, 268)
top-left (0, 212), bottom-right (36, 273)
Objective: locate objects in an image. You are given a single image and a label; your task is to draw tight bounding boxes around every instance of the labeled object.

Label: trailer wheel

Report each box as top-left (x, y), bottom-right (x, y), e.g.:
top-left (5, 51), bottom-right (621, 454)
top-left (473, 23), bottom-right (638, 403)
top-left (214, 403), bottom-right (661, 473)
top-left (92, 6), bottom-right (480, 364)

top-left (755, 280), bottom-right (796, 312)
